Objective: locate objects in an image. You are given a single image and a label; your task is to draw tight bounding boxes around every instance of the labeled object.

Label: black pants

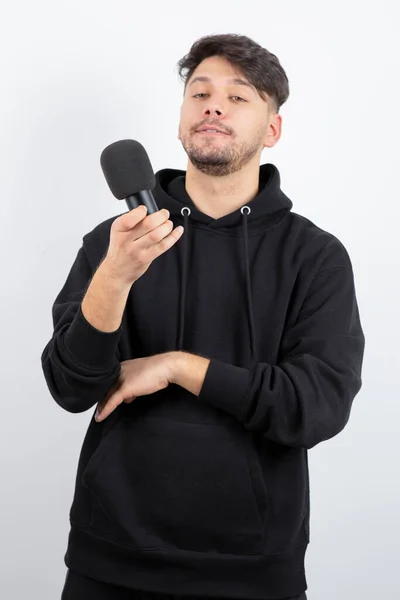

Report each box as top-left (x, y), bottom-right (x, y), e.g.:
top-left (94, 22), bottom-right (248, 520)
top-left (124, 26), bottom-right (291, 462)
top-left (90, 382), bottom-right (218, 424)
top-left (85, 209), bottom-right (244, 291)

top-left (61, 569), bottom-right (307, 600)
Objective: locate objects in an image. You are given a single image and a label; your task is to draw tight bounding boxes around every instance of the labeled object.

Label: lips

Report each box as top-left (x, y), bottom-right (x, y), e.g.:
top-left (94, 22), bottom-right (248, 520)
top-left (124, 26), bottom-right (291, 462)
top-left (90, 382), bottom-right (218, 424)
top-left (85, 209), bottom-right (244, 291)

top-left (197, 126), bottom-right (230, 135)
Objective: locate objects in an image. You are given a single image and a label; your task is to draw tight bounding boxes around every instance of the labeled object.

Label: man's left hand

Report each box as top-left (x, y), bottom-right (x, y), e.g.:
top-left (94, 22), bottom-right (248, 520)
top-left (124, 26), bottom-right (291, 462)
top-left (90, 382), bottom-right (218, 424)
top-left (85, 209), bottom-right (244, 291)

top-left (95, 353), bottom-right (174, 422)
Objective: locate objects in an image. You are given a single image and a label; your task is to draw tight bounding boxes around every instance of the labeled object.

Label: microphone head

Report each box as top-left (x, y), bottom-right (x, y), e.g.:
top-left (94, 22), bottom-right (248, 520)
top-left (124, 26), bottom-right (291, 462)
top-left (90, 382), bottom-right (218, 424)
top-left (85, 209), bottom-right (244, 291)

top-left (100, 139), bottom-right (156, 200)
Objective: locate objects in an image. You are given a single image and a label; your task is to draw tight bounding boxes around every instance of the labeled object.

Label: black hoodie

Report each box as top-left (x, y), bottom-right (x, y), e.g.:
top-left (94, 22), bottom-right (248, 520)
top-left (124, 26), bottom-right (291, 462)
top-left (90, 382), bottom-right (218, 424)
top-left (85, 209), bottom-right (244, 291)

top-left (41, 163), bottom-right (365, 599)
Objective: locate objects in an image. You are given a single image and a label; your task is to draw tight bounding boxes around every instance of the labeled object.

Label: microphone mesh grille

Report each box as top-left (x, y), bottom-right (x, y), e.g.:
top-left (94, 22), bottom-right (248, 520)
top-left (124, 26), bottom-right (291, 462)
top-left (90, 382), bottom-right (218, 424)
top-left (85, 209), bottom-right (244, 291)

top-left (100, 139), bottom-right (156, 200)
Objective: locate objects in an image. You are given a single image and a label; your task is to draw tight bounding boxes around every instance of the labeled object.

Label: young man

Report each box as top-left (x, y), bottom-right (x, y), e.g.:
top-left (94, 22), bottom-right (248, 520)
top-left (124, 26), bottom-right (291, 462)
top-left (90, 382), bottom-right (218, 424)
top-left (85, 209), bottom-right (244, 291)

top-left (42, 33), bottom-right (365, 600)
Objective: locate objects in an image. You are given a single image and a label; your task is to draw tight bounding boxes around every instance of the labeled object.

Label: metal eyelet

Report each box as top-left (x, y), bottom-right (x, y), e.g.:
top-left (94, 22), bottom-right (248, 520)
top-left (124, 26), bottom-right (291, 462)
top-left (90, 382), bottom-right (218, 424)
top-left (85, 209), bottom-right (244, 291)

top-left (240, 206), bottom-right (251, 215)
top-left (181, 207), bottom-right (191, 216)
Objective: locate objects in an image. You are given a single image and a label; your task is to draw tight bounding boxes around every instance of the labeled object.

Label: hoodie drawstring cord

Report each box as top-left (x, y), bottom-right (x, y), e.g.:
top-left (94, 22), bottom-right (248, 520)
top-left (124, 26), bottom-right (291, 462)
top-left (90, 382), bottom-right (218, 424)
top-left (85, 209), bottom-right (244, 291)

top-left (177, 207), bottom-right (191, 352)
top-left (240, 206), bottom-right (257, 363)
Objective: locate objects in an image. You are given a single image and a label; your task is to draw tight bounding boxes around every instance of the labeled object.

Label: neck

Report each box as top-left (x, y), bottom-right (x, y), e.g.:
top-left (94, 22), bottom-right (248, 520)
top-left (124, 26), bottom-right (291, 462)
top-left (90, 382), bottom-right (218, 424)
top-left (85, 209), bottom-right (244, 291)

top-left (184, 160), bottom-right (261, 219)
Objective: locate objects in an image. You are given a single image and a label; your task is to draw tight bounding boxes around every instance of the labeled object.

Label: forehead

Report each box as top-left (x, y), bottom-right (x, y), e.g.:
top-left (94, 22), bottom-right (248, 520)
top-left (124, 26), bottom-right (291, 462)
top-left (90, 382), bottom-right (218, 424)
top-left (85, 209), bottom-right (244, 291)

top-left (188, 56), bottom-right (253, 88)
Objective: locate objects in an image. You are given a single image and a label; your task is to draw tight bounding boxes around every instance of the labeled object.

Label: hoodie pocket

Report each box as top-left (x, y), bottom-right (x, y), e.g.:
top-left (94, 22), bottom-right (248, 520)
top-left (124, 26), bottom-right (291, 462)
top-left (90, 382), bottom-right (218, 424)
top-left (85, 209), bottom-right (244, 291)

top-left (82, 415), bottom-right (268, 556)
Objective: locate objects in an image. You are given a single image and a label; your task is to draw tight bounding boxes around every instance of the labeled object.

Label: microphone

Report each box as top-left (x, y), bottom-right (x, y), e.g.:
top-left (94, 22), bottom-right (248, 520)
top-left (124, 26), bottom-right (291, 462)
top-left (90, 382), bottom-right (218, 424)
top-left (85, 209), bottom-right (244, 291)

top-left (100, 139), bottom-right (159, 214)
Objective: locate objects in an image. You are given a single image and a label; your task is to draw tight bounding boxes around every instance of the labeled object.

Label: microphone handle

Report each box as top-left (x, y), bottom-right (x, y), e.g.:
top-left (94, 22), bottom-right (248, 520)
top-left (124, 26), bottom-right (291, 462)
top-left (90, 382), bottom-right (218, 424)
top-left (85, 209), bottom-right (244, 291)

top-left (125, 190), bottom-right (159, 214)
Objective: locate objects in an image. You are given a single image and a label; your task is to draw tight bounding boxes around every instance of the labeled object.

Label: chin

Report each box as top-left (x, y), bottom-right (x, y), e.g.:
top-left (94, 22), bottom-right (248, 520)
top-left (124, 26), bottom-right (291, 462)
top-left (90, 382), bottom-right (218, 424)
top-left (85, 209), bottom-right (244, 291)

top-left (190, 151), bottom-right (230, 166)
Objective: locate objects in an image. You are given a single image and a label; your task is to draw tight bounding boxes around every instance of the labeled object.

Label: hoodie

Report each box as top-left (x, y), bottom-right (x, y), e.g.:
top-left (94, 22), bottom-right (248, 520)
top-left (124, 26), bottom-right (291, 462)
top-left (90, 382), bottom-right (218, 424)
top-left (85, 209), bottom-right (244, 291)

top-left (41, 163), bottom-right (365, 599)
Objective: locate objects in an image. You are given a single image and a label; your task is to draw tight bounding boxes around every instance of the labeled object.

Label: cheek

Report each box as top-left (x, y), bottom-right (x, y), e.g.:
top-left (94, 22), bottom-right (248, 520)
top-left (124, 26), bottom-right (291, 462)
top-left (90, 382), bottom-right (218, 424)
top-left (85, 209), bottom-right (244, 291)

top-left (181, 103), bottom-right (198, 127)
top-left (179, 119), bottom-right (192, 139)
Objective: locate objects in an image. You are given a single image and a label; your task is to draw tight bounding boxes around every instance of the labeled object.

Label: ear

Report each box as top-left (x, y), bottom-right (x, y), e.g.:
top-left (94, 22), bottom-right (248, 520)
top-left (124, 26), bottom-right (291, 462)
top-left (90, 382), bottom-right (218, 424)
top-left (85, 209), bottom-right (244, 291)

top-left (263, 114), bottom-right (282, 148)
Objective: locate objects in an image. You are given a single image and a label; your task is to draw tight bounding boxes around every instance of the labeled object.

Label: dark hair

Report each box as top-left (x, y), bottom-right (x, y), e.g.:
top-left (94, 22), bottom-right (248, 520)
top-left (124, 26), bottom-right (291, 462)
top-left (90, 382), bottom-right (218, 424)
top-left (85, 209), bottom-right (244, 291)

top-left (177, 33), bottom-right (290, 113)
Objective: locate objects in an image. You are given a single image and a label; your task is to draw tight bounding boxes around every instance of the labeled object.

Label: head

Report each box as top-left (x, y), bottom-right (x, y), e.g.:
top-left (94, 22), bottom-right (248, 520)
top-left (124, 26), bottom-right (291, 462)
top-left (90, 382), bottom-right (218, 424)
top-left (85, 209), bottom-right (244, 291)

top-left (177, 33), bottom-right (290, 177)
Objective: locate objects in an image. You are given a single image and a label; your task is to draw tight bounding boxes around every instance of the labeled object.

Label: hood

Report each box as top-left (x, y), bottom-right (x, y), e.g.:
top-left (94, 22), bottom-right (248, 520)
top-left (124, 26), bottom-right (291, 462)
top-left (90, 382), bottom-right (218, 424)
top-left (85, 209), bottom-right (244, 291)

top-left (153, 163), bottom-right (293, 364)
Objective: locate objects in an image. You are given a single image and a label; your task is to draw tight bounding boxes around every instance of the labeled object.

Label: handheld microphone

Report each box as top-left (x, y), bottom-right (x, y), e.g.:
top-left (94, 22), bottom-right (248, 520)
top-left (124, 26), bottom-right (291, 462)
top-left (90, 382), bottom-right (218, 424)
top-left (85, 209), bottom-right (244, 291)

top-left (100, 139), bottom-right (159, 214)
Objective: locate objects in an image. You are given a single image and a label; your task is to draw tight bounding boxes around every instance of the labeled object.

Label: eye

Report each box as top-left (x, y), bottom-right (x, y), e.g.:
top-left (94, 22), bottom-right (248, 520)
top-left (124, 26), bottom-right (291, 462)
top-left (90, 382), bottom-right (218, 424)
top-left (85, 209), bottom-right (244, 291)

top-left (193, 93), bottom-right (246, 102)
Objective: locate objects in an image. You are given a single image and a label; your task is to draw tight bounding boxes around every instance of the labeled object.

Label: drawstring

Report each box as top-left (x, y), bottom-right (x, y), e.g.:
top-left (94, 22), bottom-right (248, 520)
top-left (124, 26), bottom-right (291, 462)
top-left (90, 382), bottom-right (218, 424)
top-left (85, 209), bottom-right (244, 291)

top-left (240, 206), bottom-right (257, 363)
top-left (178, 207), bottom-right (191, 351)
top-left (177, 206), bottom-right (257, 364)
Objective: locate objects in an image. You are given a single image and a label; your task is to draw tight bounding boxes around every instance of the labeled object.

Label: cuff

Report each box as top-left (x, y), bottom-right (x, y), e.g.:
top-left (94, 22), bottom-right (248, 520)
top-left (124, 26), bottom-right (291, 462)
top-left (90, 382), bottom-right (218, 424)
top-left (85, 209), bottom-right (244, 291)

top-left (198, 359), bottom-right (252, 419)
top-left (63, 304), bottom-right (122, 367)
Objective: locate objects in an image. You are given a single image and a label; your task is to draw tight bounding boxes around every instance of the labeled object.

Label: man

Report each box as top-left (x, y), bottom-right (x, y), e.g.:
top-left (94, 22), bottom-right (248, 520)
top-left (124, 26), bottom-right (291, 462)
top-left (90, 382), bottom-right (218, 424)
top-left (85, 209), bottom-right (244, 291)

top-left (42, 33), bottom-right (365, 600)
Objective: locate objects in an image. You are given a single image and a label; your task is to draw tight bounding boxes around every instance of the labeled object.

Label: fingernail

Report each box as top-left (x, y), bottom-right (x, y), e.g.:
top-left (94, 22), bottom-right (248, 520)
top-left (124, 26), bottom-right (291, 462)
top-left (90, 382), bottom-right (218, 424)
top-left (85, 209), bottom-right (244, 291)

top-left (95, 409), bottom-right (101, 421)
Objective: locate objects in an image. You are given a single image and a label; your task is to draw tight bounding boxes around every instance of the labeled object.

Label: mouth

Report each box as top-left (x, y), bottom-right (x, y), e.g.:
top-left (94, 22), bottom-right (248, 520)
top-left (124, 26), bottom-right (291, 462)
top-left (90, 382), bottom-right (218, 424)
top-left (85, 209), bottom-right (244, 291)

top-left (197, 131), bottom-right (228, 136)
top-left (196, 131), bottom-right (230, 138)
top-left (196, 126), bottom-right (230, 136)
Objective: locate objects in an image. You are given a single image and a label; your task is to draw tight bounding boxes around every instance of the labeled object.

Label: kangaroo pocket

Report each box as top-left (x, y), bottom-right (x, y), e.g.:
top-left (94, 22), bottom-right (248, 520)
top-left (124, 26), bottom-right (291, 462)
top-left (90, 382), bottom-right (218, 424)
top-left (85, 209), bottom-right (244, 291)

top-left (81, 414), bottom-right (268, 555)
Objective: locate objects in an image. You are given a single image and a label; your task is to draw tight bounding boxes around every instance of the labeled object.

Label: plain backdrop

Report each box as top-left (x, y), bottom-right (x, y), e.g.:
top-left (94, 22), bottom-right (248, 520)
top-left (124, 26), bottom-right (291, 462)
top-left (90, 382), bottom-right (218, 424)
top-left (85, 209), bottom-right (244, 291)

top-left (1, 1), bottom-right (399, 599)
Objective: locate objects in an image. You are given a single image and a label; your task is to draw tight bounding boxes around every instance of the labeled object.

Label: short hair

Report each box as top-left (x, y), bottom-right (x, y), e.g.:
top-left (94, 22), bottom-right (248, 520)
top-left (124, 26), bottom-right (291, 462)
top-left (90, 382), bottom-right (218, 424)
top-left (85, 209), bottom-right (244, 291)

top-left (177, 33), bottom-right (290, 113)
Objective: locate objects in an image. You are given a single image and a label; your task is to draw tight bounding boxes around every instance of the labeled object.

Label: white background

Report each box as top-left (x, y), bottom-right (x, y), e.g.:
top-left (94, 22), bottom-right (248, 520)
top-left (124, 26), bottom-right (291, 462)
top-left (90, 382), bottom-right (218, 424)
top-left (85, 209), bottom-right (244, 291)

top-left (1, 1), bottom-right (399, 598)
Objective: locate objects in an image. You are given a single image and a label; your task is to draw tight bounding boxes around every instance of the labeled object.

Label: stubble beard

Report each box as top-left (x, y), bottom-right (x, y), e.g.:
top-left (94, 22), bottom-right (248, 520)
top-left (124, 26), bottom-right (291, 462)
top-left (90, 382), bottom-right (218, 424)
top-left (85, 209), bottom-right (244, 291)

top-left (181, 131), bottom-right (264, 177)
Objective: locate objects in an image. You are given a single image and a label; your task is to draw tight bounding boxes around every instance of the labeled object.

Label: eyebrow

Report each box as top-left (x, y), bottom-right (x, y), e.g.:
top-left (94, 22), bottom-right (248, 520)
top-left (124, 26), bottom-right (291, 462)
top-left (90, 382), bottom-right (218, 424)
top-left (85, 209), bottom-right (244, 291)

top-left (188, 76), bottom-right (255, 92)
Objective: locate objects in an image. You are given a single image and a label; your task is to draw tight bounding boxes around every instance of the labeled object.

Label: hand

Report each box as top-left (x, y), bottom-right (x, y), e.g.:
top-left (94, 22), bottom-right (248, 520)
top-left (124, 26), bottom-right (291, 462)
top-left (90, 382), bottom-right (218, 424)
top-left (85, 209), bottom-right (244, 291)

top-left (95, 353), bottom-right (173, 422)
top-left (103, 205), bottom-right (184, 287)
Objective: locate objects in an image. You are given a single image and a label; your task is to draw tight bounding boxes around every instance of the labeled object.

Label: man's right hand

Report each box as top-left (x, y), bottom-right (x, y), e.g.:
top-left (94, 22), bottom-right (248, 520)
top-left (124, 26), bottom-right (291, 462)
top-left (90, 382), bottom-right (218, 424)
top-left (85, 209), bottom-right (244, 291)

top-left (103, 206), bottom-right (184, 287)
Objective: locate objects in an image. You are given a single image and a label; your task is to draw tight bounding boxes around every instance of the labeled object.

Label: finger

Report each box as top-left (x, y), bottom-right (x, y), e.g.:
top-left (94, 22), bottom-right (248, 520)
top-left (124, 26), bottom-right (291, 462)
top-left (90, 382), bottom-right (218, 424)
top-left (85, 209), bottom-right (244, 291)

top-left (95, 391), bottom-right (123, 422)
top-left (104, 380), bottom-right (120, 401)
top-left (135, 219), bottom-right (174, 249)
top-left (116, 206), bottom-right (169, 237)
top-left (131, 209), bottom-right (171, 241)
top-left (114, 205), bottom-right (148, 232)
top-left (95, 381), bottom-right (120, 415)
top-left (143, 225), bottom-right (184, 261)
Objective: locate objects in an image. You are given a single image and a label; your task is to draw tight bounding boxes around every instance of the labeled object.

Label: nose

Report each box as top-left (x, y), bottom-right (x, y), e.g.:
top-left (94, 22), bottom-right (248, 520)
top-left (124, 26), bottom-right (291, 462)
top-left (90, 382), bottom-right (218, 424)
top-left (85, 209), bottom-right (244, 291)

top-left (202, 95), bottom-right (226, 117)
top-left (204, 106), bottom-right (222, 117)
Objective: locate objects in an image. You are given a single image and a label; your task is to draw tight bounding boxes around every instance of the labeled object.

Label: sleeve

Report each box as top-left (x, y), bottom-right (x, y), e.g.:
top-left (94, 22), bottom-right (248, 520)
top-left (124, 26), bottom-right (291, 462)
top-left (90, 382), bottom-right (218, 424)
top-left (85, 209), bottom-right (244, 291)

top-left (41, 244), bottom-right (122, 414)
top-left (198, 244), bottom-right (365, 449)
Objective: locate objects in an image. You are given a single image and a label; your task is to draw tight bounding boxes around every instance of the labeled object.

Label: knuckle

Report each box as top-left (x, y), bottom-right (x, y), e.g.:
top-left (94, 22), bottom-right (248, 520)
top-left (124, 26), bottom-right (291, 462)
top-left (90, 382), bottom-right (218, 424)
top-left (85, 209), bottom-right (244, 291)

top-left (159, 237), bottom-right (171, 250)
top-left (133, 253), bottom-right (145, 268)
top-left (149, 229), bottom-right (161, 243)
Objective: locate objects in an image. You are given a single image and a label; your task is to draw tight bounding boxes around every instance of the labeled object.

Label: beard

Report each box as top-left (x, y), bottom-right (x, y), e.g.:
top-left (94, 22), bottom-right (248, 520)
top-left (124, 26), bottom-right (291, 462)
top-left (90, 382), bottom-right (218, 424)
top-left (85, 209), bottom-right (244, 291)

top-left (180, 131), bottom-right (264, 177)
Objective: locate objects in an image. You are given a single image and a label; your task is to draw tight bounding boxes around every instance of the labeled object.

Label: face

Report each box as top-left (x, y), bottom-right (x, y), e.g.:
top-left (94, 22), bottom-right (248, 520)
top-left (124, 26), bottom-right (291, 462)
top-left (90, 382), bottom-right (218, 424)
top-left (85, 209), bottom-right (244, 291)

top-left (178, 56), bottom-right (282, 177)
